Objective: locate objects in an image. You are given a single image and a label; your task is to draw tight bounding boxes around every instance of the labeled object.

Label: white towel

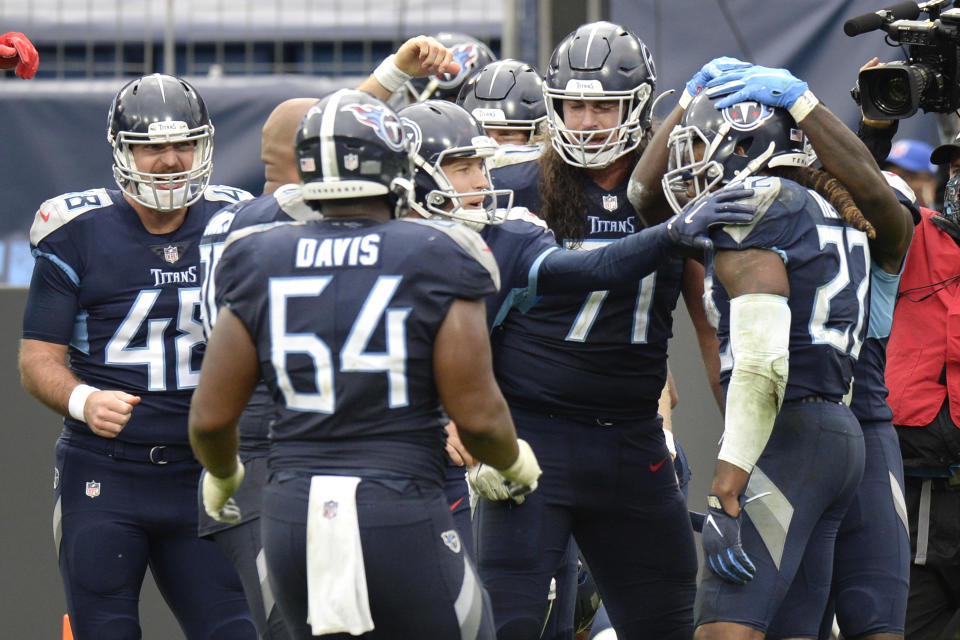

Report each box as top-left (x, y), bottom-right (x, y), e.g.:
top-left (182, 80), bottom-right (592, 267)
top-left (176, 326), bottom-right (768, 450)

top-left (306, 475), bottom-right (374, 636)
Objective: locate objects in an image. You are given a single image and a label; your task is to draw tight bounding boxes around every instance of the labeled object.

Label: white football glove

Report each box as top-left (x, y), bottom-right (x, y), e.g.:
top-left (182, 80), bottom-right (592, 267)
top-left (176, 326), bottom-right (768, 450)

top-left (467, 439), bottom-right (542, 504)
top-left (467, 463), bottom-right (515, 502)
top-left (202, 457), bottom-right (245, 523)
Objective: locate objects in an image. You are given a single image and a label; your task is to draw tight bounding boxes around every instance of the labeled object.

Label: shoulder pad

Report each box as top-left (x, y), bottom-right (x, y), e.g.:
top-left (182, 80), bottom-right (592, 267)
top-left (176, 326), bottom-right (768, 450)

top-left (488, 144), bottom-right (543, 169)
top-left (222, 220), bottom-right (300, 253)
top-left (502, 206), bottom-right (548, 229)
top-left (274, 184), bottom-right (321, 221)
top-left (719, 177), bottom-right (784, 245)
top-left (201, 207), bottom-right (239, 239)
top-left (400, 218), bottom-right (500, 291)
top-left (31, 188), bottom-right (112, 246)
top-left (204, 185), bottom-right (254, 204)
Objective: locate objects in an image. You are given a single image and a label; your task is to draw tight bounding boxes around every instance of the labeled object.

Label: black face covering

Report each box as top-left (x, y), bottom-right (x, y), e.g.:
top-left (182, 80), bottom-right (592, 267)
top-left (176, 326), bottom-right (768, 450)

top-left (932, 172), bottom-right (960, 246)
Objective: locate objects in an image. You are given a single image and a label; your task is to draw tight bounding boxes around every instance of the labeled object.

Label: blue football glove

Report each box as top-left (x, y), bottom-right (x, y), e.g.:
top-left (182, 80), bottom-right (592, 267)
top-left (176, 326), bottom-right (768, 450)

top-left (707, 66), bottom-right (808, 111)
top-left (684, 57), bottom-right (752, 99)
top-left (665, 187), bottom-right (756, 251)
top-left (702, 494), bottom-right (756, 584)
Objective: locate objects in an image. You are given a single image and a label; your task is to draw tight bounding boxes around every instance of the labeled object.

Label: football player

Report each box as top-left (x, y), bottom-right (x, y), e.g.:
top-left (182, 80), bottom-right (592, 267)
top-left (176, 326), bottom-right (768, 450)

top-left (19, 73), bottom-right (256, 639)
top-left (195, 97), bottom-right (319, 640)
top-left (189, 88), bottom-right (541, 639)
top-left (396, 96), bottom-right (756, 640)
top-left (478, 22), bottom-right (706, 639)
top-left (660, 67), bottom-right (906, 637)
top-left (195, 39), bottom-right (468, 638)
top-left (457, 58), bottom-right (547, 146)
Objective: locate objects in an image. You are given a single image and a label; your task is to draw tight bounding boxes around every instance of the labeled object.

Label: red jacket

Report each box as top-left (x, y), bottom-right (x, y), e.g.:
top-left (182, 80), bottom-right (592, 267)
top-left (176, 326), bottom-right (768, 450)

top-left (886, 206), bottom-right (960, 428)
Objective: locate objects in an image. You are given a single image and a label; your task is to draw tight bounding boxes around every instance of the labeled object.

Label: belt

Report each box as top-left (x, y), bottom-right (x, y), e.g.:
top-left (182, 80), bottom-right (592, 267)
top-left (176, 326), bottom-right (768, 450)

top-left (785, 395), bottom-right (843, 406)
top-left (64, 430), bottom-right (195, 465)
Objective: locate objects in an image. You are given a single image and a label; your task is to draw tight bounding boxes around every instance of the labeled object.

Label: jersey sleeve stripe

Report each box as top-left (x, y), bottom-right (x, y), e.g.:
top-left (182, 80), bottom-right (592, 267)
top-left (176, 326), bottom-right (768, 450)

top-left (32, 248), bottom-right (80, 285)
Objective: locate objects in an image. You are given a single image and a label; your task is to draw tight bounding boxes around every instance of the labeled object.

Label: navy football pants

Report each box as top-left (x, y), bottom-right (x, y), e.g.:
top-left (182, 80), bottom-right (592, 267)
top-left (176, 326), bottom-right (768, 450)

top-left (54, 437), bottom-right (255, 640)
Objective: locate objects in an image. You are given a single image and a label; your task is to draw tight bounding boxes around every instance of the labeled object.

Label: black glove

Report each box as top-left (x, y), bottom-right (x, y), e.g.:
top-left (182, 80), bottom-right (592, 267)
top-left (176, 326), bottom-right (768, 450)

top-left (666, 188), bottom-right (757, 251)
top-left (702, 494), bottom-right (756, 584)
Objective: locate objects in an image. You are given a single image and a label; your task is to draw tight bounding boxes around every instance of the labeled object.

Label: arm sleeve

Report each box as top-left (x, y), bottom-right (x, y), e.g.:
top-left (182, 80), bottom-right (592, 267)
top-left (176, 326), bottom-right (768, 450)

top-left (536, 224), bottom-right (672, 295)
top-left (22, 251), bottom-right (81, 343)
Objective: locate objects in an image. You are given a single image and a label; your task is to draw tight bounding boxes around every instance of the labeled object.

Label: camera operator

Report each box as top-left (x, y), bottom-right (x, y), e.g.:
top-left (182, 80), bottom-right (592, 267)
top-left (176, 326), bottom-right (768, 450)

top-left (856, 65), bottom-right (960, 640)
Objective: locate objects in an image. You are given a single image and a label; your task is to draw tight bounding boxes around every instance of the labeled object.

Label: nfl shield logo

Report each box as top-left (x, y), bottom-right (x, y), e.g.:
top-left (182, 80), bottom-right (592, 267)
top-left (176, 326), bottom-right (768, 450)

top-left (323, 500), bottom-right (338, 519)
top-left (85, 481), bottom-right (101, 498)
top-left (162, 245), bottom-right (179, 264)
top-left (344, 153), bottom-right (359, 171)
top-left (602, 194), bottom-right (618, 211)
top-left (441, 529), bottom-right (461, 554)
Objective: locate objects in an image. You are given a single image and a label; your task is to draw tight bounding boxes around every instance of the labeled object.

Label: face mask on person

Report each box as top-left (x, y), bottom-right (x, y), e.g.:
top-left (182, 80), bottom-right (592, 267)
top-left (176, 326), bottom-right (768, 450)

top-left (931, 172), bottom-right (960, 246)
top-left (944, 172), bottom-right (960, 222)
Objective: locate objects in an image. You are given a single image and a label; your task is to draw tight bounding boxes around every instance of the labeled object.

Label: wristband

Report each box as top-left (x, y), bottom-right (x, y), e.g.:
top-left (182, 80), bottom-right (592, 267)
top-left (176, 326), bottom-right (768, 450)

top-left (68, 384), bottom-right (99, 422)
top-left (678, 88), bottom-right (695, 109)
top-left (788, 89), bottom-right (820, 123)
top-left (373, 54), bottom-right (413, 94)
top-left (663, 427), bottom-right (677, 458)
top-left (500, 438), bottom-right (541, 486)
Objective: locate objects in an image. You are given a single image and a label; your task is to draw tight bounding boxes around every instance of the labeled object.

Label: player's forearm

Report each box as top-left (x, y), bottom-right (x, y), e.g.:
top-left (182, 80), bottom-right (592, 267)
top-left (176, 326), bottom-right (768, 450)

top-left (709, 459), bottom-right (751, 515)
top-left (18, 338), bottom-right (80, 417)
top-left (802, 105), bottom-right (911, 259)
top-left (189, 420), bottom-right (240, 478)
top-left (628, 103), bottom-right (684, 226)
top-left (447, 392), bottom-right (520, 470)
top-left (536, 224), bottom-right (671, 295)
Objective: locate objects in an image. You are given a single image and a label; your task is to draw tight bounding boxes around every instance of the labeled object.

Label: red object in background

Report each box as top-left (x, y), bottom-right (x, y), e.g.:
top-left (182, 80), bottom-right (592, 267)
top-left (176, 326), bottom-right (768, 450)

top-left (0, 31), bottom-right (39, 79)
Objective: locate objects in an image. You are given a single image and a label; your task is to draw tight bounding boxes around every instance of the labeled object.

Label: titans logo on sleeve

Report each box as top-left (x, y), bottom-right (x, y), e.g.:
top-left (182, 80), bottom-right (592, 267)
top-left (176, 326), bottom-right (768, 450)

top-left (24, 186), bottom-right (251, 445)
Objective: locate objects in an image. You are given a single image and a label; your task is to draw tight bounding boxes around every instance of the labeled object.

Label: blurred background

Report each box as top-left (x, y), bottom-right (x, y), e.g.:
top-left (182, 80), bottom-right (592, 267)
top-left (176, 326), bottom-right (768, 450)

top-left (0, 1), bottom-right (946, 637)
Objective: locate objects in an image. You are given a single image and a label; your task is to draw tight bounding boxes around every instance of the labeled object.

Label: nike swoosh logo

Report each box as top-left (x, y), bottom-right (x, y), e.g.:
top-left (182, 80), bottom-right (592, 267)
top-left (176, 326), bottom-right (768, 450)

top-left (649, 457), bottom-right (667, 472)
top-left (449, 497), bottom-right (465, 511)
top-left (39, 210), bottom-right (50, 222)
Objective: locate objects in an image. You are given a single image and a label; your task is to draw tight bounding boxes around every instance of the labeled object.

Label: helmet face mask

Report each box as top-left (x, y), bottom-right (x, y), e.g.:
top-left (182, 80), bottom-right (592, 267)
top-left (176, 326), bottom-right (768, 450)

top-left (662, 92), bottom-right (809, 214)
top-left (543, 21), bottom-right (656, 169)
top-left (295, 89), bottom-right (414, 218)
top-left (107, 74), bottom-right (214, 212)
top-left (400, 100), bottom-right (514, 230)
top-left (544, 83), bottom-right (651, 168)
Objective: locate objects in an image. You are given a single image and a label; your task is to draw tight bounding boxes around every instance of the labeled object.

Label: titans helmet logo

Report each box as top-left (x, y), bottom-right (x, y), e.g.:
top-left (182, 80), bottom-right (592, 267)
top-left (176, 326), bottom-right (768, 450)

top-left (436, 44), bottom-right (478, 87)
top-left (721, 100), bottom-right (774, 132)
top-left (400, 117), bottom-right (423, 155)
top-left (640, 42), bottom-right (657, 83)
top-left (341, 103), bottom-right (405, 151)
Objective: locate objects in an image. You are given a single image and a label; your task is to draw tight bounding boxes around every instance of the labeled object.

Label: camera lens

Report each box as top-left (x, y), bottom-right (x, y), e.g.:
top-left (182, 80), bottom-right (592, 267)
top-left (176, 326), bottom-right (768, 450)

top-left (859, 64), bottom-right (929, 119)
top-left (864, 68), bottom-right (914, 116)
top-left (876, 75), bottom-right (911, 114)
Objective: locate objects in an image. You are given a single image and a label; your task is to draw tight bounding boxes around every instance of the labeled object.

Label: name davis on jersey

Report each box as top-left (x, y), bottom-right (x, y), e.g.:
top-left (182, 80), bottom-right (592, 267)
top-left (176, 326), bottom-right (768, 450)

top-left (295, 234), bottom-right (380, 268)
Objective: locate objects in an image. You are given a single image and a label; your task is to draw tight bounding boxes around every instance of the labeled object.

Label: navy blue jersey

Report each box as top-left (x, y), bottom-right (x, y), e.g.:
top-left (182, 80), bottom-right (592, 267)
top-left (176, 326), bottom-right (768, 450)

top-left (23, 186), bottom-right (252, 445)
top-left (198, 183), bottom-right (318, 453)
top-left (480, 208), bottom-right (558, 328)
top-left (704, 176), bottom-right (871, 402)
top-left (491, 158), bottom-right (542, 212)
top-left (490, 162), bottom-right (683, 418)
top-left (214, 216), bottom-right (499, 481)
